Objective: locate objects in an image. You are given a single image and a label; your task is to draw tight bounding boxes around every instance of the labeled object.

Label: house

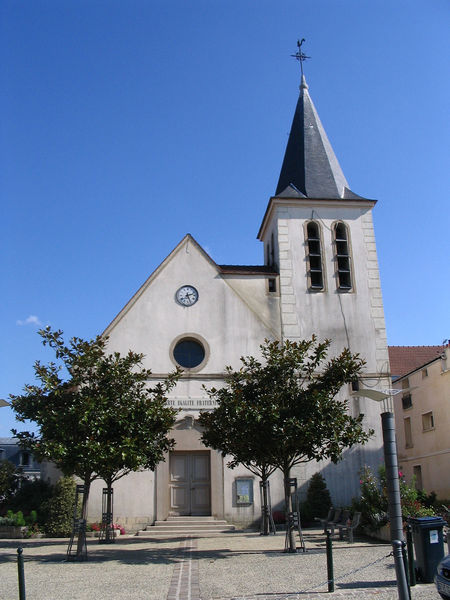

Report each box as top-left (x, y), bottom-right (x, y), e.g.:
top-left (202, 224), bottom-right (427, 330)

top-left (86, 71), bottom-right (391, 530)
top-left (0, 437), bottom-right (41, 481)
top-left (390, 344), bottom-right (450, 499)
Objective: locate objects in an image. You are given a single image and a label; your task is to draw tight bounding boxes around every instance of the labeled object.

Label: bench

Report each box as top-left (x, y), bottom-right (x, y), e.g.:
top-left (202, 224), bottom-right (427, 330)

top-left (314, 507), bottom-right (335, 533)
top-left (337, 511), bottom-right (361, 543)
top-left (328, 510), bottom-right (350, 535)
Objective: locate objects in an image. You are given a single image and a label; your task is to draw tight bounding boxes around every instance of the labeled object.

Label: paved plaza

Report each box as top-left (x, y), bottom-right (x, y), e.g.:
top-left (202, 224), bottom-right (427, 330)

top-left (0, 529), bottom-right (442, 600)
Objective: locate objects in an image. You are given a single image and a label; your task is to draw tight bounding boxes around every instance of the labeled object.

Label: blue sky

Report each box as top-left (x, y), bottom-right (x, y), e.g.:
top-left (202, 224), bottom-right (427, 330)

top-left (1, 0), bottom-right (449, 436)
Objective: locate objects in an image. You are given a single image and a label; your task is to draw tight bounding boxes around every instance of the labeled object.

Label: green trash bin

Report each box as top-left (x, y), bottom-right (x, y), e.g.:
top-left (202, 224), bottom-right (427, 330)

top-left (409, 516), bottom-right (447, 583)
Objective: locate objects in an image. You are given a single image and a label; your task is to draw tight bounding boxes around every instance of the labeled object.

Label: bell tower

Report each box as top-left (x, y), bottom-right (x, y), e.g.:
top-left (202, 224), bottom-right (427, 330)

top-left (257, 56), bottom-right (389, 396)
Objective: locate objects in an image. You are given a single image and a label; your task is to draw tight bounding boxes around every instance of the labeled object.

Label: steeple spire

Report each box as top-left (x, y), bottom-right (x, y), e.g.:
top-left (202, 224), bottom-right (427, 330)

top-left (276, 44), bottom-right (362, 200)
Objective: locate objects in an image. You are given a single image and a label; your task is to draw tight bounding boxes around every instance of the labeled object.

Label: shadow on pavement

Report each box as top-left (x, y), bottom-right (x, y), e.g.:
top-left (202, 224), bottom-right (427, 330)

top-left (337, 580), bottom-right (396, 589)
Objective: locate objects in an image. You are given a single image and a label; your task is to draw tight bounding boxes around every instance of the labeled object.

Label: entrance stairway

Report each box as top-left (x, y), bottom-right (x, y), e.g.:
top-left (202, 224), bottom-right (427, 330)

top-left (136, 516), bottom-right (236, 538)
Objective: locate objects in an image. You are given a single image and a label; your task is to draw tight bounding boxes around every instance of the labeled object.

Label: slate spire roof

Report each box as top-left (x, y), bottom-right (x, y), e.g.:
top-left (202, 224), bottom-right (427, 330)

top-left (276, 75), bottom-right (364, 200)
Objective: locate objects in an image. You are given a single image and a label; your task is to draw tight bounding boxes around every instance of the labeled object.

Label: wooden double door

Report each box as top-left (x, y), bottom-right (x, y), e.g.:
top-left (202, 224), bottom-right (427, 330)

top-left (169, 451), bottom-right (211, 516)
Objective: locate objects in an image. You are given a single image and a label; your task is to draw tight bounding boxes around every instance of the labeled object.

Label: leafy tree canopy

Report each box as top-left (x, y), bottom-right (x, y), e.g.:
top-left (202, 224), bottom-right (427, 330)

top-left (0, 460), bottom-right (23, 506)
top-left (199, 337), bottom-right (373, 475)
top-left (11, 327), bottom-right (181, 487)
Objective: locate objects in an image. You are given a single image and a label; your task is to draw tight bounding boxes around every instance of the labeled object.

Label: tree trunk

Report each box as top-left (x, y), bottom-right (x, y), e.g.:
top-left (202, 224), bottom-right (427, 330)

top-left (104, 479), bottom-right (114, 543)
top-left (261, 470), bottom-right (269, 536)
top-left (283, 466), bottom-right (296, 553)
top-left (76, 478), bottom-right (90, 557)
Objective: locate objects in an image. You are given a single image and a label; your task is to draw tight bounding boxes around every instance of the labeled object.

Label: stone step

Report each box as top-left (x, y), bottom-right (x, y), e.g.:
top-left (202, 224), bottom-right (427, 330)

top-left (136, 515), bottom-right (237, 537)
top-left (154, 519), bottom-right (229, 527)
top-left (166, 516), bottom-right (217, 521)
top-left (147, 525), bottom-right (235, 532)
top-left (136, 529), bottom-right (236, 538)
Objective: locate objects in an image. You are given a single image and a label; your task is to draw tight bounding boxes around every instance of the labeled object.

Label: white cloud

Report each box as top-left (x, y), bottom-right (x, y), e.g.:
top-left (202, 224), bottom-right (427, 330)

top-left (16, 315), bottom-right (42, 327)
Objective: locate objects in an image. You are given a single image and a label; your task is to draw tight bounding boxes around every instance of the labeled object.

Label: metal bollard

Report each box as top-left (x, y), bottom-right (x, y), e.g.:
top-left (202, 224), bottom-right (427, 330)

top-left (401, 540), bottom-right (411, 600)
top-left (17, 547), bottom-right (26, 600)
top-left (326, 530), bottom-right (334, 593)
top-left (392, 540), bottom-right (410, 600)
top-left (406, 523), bottom-right (416, 587)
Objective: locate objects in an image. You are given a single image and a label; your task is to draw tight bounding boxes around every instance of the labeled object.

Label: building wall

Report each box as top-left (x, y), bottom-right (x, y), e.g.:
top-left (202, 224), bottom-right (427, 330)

top-left (86, 236), bottom-right (282, 528)
top-left (262, 199), bottom-right (388, 501)
top-left (85, 194), bottom-right (391, 527)
top-left (393, 347), bottom-right (450, 499)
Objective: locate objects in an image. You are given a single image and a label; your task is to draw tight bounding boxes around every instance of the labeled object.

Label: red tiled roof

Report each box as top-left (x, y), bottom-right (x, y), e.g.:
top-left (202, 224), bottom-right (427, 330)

top-left (388, 346), bottom-right (443, 379)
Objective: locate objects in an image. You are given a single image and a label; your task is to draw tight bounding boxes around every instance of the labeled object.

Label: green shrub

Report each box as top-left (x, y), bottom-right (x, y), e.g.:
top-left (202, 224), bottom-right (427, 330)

top-left (351, 465), bottom-right (388, 532)
top-left (4, 510), bottom-right (26, 526)
top-left (42, 477), bottom-right (76, 537)
top-left (6, 478), bottom-right (53, 524)
top-left (301, 472), bottom-right (332, 525)
top-left (352, 465), bottom-right (435, 532)
top-left (25, 510), bottom-right (38, 526)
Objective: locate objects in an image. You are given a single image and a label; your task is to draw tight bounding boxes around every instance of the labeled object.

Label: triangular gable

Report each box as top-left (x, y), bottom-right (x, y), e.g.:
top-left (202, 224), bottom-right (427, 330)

top-left (103, 234), bottom-right (279, 340)
top-left (103, 234), bottom-right (220, 336)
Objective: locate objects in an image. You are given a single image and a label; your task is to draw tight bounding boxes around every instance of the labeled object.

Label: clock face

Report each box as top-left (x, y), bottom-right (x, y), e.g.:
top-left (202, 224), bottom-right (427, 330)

top-left (176, 285), bottom-right (199, 307)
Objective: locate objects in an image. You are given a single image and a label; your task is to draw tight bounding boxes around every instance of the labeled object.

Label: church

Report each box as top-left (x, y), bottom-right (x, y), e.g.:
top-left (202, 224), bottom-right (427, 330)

top-left (87, 71), bottom-right (390, 531)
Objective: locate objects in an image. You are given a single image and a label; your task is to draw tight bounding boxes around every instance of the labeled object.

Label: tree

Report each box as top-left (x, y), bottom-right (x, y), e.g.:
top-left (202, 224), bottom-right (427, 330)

top-left (10, 327), bottom-right (180, 554)
top-left (0, 460), bottom-right (23, 509)
top-left (301, 472), bottom-right (332, 524)
top-left (199, 337), bottom-right (372, 551)
top-left (198, 383), bottom-right (278, 535)
top-left (84, 347), bottom-right (181, 541)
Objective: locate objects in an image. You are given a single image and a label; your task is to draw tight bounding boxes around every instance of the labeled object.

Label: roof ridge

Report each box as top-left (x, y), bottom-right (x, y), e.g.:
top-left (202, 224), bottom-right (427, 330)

top-left (388, 344), bottom-right (443, 349)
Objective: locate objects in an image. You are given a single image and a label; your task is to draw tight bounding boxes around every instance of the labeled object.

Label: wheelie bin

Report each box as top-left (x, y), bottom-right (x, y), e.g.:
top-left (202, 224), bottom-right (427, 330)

top-left (409, 516), bottom-right (447, 582)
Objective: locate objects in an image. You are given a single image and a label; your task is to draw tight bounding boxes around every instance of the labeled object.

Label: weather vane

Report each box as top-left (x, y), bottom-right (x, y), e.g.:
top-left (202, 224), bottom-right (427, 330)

top-left (291, 38), bottom-right (310, 78)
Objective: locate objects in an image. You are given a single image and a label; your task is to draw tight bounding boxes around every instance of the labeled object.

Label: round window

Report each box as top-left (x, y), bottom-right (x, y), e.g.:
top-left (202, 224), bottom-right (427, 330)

top-left (173, 338), bottom-right (205, 369)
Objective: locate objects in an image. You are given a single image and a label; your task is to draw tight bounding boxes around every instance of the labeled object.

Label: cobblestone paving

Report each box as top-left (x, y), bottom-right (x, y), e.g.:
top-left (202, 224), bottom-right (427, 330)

top-left (0, 532), bottom-right (443, 600)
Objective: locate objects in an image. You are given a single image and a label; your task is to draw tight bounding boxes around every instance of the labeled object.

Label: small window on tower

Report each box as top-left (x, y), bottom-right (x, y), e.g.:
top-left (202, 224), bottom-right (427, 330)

top-left (268, 278), bottom-right (277, 293)
top-left (305, 221), bottom-right (324, 291)
top-left (333, 222), bottom-right (353, 290)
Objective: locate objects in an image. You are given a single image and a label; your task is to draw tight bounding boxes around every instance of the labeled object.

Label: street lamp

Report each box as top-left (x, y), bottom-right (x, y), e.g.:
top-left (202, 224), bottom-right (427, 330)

top-left (351, 387), bottom-right (409, 600)
top-left (0, 398), bottom-right (11, 407)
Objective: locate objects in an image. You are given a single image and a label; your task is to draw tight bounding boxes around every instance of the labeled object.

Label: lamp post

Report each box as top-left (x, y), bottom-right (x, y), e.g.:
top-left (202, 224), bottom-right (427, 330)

top-left (352, 388), bottom-right (409, 600)
top-left (0, 398), bottom-right (11, 407)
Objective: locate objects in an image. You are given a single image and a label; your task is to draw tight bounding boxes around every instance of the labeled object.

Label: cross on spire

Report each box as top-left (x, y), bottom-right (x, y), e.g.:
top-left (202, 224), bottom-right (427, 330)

top-left (291, 38), bottom-right (310, 78)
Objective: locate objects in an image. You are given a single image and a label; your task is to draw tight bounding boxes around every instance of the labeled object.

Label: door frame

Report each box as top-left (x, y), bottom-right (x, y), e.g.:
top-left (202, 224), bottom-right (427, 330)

top-left (169, 450), bottom-right (211, 516)
top-left (155, 416), bottom-right (224, 521)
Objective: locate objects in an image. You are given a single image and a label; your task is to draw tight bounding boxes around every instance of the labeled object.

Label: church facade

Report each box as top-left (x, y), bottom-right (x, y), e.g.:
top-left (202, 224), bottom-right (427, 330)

top-left (87, 75), bottom-right (390, 530)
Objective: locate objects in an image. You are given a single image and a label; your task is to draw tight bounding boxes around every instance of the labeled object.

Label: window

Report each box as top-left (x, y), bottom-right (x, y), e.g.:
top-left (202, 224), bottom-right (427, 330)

top-left (20, 452), bottom-right (31, 467)
top-left (402, 394), bottom-right (412, 410)
top-left (421, 368), bottom-right (428, 378)
top-left (270, 233), bottom-right (275, 267)
top-left (305, 221), bottom-right (324, 290)
top-left (401, 378), bottom-right (412, 409)
top-left (422, 411), bottom-right (434, 431)
top-left (404, 417), bottom-right (413, 448)
top-left (333, 222), bottom-right (352, 290)
top-left (413, 466), bottom-right (423, 490)
top-left (268, 278), bottom-right (277, 293)
top-left (173, 338), bottom-right (205, 369)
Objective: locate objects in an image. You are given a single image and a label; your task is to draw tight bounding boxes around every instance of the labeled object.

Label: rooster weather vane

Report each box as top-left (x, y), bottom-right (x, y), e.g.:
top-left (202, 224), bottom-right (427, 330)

top-left (291, 38), bottom-right (310, 78)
